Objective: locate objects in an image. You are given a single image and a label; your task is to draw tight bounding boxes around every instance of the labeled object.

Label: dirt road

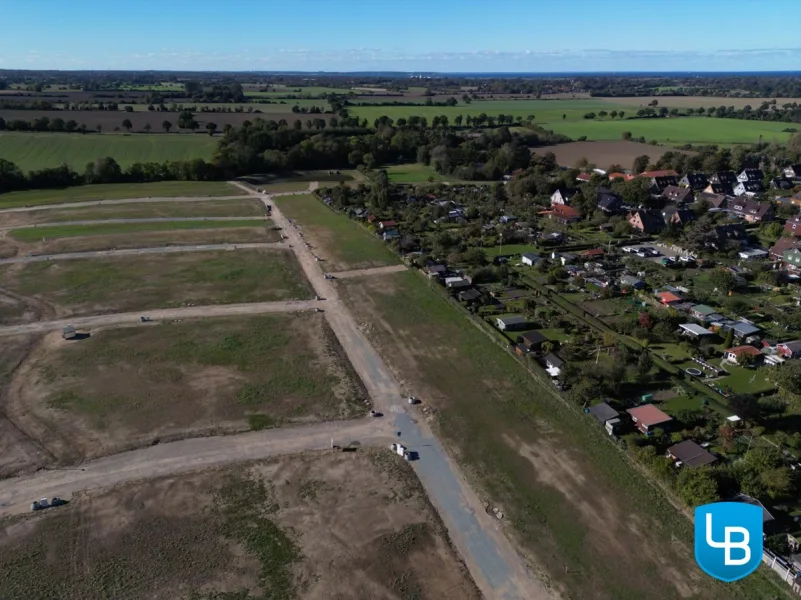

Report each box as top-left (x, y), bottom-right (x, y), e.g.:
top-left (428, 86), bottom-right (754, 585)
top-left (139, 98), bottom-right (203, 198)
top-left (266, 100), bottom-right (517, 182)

top-left (0, 216), bottom-right (269, 231)
top-left (0, 242), bottom-right (284, 265)
top-left (0, 195), bottom-right (253, 214)
top-left (0, 418), bottom-right (388, 517)
top-left (232, 181), bottom-right (550, 600)
top-left (0, 300), bottom-right (321, 337)
top-left (330, 264), bottom-right (408, 278)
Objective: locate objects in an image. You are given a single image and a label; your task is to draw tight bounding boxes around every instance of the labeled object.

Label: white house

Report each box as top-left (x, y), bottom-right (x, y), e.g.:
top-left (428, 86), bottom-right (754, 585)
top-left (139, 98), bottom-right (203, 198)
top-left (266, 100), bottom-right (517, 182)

top-left (521, 252), bottom-right (541, 266)
top-left (444, 276), bottom-right (470, 289)
top-left (550, 188), bottom-right (580, 206)
top-left (496, 315), bottom-right (527, 331)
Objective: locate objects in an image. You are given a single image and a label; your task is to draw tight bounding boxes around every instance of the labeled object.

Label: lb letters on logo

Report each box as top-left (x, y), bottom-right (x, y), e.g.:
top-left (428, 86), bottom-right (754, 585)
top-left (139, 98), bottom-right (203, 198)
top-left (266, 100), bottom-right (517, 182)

top-left (695, 502), bottom-right (763, 582)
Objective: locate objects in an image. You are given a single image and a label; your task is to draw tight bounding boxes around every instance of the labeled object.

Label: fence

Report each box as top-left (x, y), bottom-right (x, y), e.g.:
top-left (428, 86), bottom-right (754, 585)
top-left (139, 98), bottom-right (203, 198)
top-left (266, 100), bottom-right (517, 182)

top-left (762, 548), bottom-right (801, 595)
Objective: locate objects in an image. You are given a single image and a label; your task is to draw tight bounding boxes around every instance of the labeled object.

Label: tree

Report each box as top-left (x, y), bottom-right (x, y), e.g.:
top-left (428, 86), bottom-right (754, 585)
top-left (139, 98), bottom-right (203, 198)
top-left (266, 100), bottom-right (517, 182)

top-left (206, 122), bottom-right (217, 136)
top-left (676, 468), bottom-right (720, 507)
top-left (162, 120), bottom-right (172, 133)
top-left (143, 123), bottom-right (152, 133)
top-left (637, 350), bottom-right (654, 379)
top-left (632, 154), bottom-right (650, 174)
top-left (622, 131), bottom-right (632, 141)
top-left (709, 269), bottom-right (736, 293)
top-left (95, 124), bottom-right (102, 134)
top-left (618, 111), bottom-right (625, 119)
top-left (723, 328), bottom-right (734, 349)
top-left (121, 119), bottom-right (133, 132)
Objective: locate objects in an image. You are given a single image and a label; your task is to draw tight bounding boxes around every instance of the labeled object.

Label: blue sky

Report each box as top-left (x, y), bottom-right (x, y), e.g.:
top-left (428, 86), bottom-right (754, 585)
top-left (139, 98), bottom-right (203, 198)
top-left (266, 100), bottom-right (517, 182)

top-left (2, 0), bottom-right (800, 72)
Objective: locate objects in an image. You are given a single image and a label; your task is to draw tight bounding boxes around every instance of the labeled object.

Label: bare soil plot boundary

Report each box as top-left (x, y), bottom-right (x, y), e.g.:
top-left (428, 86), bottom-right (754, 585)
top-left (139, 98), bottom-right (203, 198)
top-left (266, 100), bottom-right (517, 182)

top-left (6, 314), bottom-right (367, 464)
top-left (0, 248), bottom-right (312, 321)
top-left (0, 452), bottom-right (480, 600)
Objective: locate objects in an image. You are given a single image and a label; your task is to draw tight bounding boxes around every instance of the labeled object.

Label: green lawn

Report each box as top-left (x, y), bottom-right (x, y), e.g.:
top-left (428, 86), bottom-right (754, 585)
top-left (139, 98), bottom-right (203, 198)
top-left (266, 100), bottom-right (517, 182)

top-left (383, 163), bottom-right (449, 183)
top-left (483, 244), bottom-right (540, 257)
top-left (0, 181), bottom-right (238, 209)
top-left (0, 132), bottom-right (218, 171)
top-left (9, 219), bottom-right (271, 242)
top-left (274, 194), bottom-right (397, 271)
top-left (715, 363), bottom-right (777, 395)
top-left (543, 117), bottom-right (795, 145)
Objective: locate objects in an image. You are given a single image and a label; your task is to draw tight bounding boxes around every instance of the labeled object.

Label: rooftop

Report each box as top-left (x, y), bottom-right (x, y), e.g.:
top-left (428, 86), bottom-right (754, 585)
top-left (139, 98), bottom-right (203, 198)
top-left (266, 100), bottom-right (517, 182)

top-left (667, 440), bottom-right (718, 468)
top-left (679, 323), bottom-right (714, 336)
top-left (588, 402), bottom-right (619, 423)
top-left (627, 404), bottom-right (673, 427)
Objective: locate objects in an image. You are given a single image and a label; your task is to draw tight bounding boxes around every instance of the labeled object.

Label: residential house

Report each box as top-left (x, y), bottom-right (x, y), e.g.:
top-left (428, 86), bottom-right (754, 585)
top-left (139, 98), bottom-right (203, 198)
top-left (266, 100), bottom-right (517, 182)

top-left (543, 353), bottom-right (564, 377)
top-left (444, 276), bottom-right (470, 289)
top-left (649, 175), bottom-right (680, 195)
top-left (784, 216), bottom-right (801, 237)
top-left (496, 316), bottom-right (528, 331)
top-left (662, 185), bottom-right (694, 204)
top-left (770, 176), bottom-right (794, 191)
top-left (640, 169), bottom-right (679, 179)
top-left (777, 340), bottom-right (801, 359)
top-left (521, 252), bottom-right (541, 267)
top-left (667, 440), bottom-right (718, 468)
top-left (552, 251), bottom-right (577, 265)
top-left (680, 173), bottom-right (709, 190)
top-left (738, 248), bottom-right (769, 261)
top-left (703, 182), bottom-right (734, 196)
top-left (737, 168), bottom-right (764, 183)
top-left (597, 189), bottom-right (623, 214)
top-left (382, 230), bottom-right (400, 241)
top-left (725, 345), bottom-right (762, 364)
top-left (550, 187), bottom-right (580, 206)
top-left (662, 207), bottom-right (695, 227)
top-left (628, 209), bottom-right (665, 234)
top-left (576, 173), bottom-right (592, 183)
top-left (733, 181), bottom-right (765, 197)
top-left (583, 248), bottom-right (604, 259)
top-left (608, 172), bottom-right (634, 182)
top-left (627, 404), bottom-right (673, 434)
top-left (379, 220), bottom-right (397, 230)
top-left (770, 236), bottom-right (801, 259)
top-left (783, 164), bottom-right (801, 181)
top-left (690, 304), bottom-right (718, 321)
top-left (709, 171), bottom-right (738, 186)
top-left (426, 264), bottom-right (447, 279)
top-left (784, 248), bottom-right (801, 270)
top-left (697, 192), bottom-right (728, 209)
top-left (657, 291), bottom-right (683, 305)
top-left (731, 493), bottom-right (779, 535)
top-left (499, 215), bottom-right (517, 224)
top-left (620, 274), bottom-right (646, 289)
top-left (588, 402), bottom-right (622, 435)
top-left (543, 204), bottom-right (581, 224)
top-left (713, 224), bottom-right (748, 247)
top-left (729, 198), bottom-right (773, 222)
top-left (727, 321), bottom-right (761, 340)
top-left (458, 288), bottom-right (483, 305)
top-left (516, 330), bottom-right (548, 351)
top-left (679, 323), bottom-right (714, 338)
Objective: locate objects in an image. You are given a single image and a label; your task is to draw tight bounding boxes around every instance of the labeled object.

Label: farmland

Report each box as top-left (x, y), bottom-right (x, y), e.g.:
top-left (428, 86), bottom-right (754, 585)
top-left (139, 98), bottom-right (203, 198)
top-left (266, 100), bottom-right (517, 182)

top-left (383, 163), bottom-right (451, 183)
top-left (7, 314), bottom-right (366, 463)
top-left (335, 270), bottom-right (785, 600)
top-left (530, 140), bottom-right (696, 169)
top-left (0, 249), bottom-right (311, 321)
top-left (542, 116), bottom-right (794, 145)
top-left (0, 452), bottom-right (478, 599)
top-left (274, 194), bottom-right (398, 271)
top-left (0, 181), bottom-right (238, 209)
top-left (0, 131), bottom-right (217, 171)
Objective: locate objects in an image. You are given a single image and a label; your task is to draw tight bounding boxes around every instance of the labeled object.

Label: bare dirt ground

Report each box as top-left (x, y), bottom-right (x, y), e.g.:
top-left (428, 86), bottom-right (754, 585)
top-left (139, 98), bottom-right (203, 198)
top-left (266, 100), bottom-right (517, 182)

top-left (0, 199), bottom-right (267, 227)
top-left (531, 140), bottom-right (695, 169)
top-left (0, 451), bottom-right (480, 600)
top-left (4, 314), bottom-right (367, 466)
top-left (0, 226), bottom-right (279, 257)
top-left (600, 96), bottom-right (801, 109)
top-left (0, 248), bottom-right (311, 323)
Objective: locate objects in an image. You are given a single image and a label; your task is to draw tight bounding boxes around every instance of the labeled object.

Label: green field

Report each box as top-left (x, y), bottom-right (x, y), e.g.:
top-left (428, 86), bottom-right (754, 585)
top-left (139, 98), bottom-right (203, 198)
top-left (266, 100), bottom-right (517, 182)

top-left (274, 194), bottom-right (397, 271)
top-left (9, 219), bottom-right (271, 242)
top-left (0, 181), bottom-right (237, 209)
top-left (0, 132), bottom-right (217, 171)
top-left (543, 116), bottom-right (795, 145)
top-left (383, 163), bottom-right (449, 183)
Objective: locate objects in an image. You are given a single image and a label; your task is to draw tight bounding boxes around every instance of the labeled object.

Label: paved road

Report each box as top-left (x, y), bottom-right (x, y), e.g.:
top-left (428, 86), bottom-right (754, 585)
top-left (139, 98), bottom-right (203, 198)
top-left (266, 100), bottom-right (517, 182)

top-left (0, 300), bottom-right (321, 337)
top-left (0, 242), bottom-right (284, 265)
top-left (0, 216), bottom-right (269, 231)
top-left (0, 419), bottom-right (388, 516)
top-left (234, 182), bottom-right (549, 600)
top-left (0, 195), bottom-right (253, 214)
top-left (330, 264), bottom-right (408, 279)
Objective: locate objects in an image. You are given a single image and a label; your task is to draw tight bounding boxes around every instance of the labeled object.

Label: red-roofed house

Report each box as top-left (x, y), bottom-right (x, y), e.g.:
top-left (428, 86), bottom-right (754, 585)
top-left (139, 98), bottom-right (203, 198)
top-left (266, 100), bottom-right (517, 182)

top-left (725, 345), bottom-right (762, 363)
top-left (583, 248), bottom-right (605, 258)
top-left (367, 215), bottom-right (377, 223)
top-left (576, 173), bottom-right (591, 183)
top-left (379, 220), bottom-right (397, 230)
top-left (542, 204), bottom-right (581, 224)
top-left (639, 169), bottom-right (679, 178)
top-left (627, 405), bottom-right (673, 434)
top-left (657, 291), bottom-right (682, 305)
top-left (609, 172), bottom-right (635, 181)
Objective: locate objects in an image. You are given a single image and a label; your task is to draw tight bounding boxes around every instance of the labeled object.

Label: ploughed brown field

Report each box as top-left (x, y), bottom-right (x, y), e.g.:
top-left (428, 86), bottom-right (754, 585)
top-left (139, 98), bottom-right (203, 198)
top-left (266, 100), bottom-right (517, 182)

top-left (530, 140), bottom-right (695, 170)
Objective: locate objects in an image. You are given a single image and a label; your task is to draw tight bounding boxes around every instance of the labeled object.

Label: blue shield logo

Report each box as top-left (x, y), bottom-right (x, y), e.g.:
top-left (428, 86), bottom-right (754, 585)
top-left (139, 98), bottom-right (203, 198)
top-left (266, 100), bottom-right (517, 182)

top-left (695, 502), bottom-right (763, 582)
